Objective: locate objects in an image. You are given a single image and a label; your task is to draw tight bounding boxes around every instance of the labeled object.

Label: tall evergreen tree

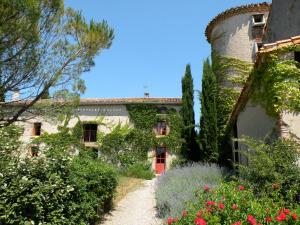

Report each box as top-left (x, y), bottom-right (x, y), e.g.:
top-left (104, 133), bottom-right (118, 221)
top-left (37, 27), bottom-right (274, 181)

top-left (181, 64), bottom-right (200, 161)
top-left (199, 59), bottom-right (218, 162)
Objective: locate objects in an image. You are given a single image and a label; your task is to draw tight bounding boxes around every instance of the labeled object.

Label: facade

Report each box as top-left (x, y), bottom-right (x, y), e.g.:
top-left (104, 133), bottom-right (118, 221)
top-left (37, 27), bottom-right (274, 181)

top-left (206, 1), bottom-right (300, 165)
top-left (17, 97), bottom-right (181, 174)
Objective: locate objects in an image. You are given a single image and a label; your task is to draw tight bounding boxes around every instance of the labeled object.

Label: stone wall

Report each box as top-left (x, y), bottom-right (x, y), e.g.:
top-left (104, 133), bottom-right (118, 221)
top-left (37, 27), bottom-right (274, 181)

top-left (264, 0), bottom-right (300, 43)
top-left (211, 12), bottom-right (269, 63)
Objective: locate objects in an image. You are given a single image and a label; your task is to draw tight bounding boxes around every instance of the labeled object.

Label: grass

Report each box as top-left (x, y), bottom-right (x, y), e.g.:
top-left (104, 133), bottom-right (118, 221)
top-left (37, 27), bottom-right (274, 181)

top-left (114, 176), bottom-right (144, 204)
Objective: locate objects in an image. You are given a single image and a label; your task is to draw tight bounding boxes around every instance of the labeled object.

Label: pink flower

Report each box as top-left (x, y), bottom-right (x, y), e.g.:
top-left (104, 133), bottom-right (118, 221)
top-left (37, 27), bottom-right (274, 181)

top-left (247, 215), bottom-right (257, 225)
top-left (206, 201), bottom-right (216, 206)
top-left (232, 221), bottom-right (241, 225)
top-left (182, 210), bottom-right (188, 217)
top-left (194, 217), bottom-right (207, 225)
top-left (232, 204), bottom-right (238, 210)
top-left (203, 185), bottom-right (210, 192)
top-left (276, 212), bottom-right (286, 222)
top-left (239, 185), bottom-right (245, 191)
top-left (218, 203), bottom-right (225, 209)
top-left (167, 217), bottom-right (173, 224)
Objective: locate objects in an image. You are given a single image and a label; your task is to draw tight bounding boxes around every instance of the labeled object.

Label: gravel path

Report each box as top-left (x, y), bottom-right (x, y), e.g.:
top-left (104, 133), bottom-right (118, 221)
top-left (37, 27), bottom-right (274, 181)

top-left (101, 178), bottom-right (162, 225)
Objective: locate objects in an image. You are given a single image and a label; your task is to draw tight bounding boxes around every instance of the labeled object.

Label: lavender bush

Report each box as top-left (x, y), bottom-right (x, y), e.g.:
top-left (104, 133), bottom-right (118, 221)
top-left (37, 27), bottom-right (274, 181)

top-left (155, 163), bottom-right (224, 219)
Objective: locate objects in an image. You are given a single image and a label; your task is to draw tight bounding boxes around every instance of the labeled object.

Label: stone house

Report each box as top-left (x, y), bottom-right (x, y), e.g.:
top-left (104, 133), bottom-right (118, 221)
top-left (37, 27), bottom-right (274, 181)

top-left (205, 0), bottom-right (300, 165)
top-left (17, 97), bottom-right (181, 174)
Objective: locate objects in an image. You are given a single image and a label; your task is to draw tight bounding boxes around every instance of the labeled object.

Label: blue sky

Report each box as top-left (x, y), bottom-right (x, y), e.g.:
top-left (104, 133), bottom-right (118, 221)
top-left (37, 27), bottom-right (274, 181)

top-left (65, 0), bottom-right (270, 123)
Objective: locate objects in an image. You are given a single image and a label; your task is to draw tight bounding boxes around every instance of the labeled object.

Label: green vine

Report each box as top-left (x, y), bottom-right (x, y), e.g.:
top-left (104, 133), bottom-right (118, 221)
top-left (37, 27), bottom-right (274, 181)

top-left (211, 52), bottom-right (251, 138)
top-left (212, 52), bottom-right (253, 86)
top-left (126, 104), bottom-right (184, 154)
top-left (250, 45), bottom-right (300, 116)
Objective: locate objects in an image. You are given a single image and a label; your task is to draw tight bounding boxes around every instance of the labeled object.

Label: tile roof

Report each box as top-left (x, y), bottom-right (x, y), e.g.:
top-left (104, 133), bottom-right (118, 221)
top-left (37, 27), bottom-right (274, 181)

top-left (258, 35), bottom-right (300, 54)
top-left (205, 2), bottom-right (271, 43)
top-left (79, 98), bottom-right (182, 105)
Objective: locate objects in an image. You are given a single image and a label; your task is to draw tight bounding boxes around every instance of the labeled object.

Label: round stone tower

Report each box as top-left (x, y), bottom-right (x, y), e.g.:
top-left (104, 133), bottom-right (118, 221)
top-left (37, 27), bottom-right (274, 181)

top-left (206, 2), bottom-right (271, 63)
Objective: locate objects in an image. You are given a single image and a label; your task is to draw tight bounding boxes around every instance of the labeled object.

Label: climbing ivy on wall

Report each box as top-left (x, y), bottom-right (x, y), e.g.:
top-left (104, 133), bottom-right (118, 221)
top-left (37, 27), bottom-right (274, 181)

top-left (210, 52), bottom-right (253, 167)
top-left (250, 45), bottom-right (300, 116)
top-left (211, 52), bottom-right (253, 138)
top-left (126, 104), bottom-right (184, 154)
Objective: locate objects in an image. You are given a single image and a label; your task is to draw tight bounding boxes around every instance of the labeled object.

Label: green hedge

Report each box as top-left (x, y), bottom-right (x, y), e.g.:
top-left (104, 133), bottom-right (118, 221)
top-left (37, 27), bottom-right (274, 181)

top-left (0, 154), bottom-right (117, 225)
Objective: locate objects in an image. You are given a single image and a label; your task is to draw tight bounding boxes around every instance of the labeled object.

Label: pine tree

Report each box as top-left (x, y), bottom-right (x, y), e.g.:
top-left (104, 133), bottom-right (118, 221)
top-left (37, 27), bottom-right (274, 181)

top-left (199, 59), bottom-right (218, 162)
top-left (181, 64), bottom-right (200, 161)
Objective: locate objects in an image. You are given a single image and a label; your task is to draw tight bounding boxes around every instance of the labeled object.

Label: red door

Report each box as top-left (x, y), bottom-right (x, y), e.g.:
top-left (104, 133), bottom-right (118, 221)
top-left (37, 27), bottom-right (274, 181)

top-left (156, 147), bottom-right (166, 174)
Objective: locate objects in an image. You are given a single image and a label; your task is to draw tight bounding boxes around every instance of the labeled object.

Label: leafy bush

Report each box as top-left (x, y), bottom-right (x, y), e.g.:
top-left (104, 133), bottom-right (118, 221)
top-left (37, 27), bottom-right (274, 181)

top-left (155, 163), bottom-right (223, 219)
top-left (120, 161), bottom-right (155, 180)
top-left (0, 125), bottom-right (23, 169)
top-left (0, 154), bottom-right (117, 225)
top-left (68, 152), bottom-right (118, 223)
top-left (167, 181), bottom-right (300, 225)
top-left (237, 137), bottom-right (300, 202)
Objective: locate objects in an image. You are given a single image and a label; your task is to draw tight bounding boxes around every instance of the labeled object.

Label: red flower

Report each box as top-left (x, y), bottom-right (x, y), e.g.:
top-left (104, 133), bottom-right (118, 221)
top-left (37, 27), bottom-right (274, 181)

top-left (182, 210), bottom-right (188, 217)
top-left (265, 217), bottom-right (272, 222)
top-left (196, 211), bottom-right (202, 217)
top-left (167, 217), bottom-right (173, 224)
top-left (292, 213), bottom-right (298, 220)
top-left (206, 201), bottom-right (216, 206)
top-left (218, 203), bottom-right (225, 209)
top-left (247, 215), bottom-right (257, 225)
top-left (194, 217), bottom-right (207, 225)
top-left (206, 207), bottom-right (213, 213)
top-left (203, 185), bottom-right (210, 192)
top-left (283, 209), bottom-right (290, 215)
top-left (232, 221), bottom-right (241, 225)
top-left (232, 204), bottom-right (238, 210)
top-left (276, 212), bottom-right (286, 221)
top-left (239, 185), bottom-right (245, 191)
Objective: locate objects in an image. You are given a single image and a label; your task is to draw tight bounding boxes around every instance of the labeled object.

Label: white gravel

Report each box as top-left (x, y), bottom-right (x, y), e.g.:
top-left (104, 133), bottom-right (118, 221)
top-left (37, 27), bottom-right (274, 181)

top-left (100, 178), bottom-right (162, 225)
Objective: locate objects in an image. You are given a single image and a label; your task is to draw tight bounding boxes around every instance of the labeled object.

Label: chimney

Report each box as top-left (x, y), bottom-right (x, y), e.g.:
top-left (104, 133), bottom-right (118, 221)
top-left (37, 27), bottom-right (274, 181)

top-left (144, 92), bottom-right (150, 98)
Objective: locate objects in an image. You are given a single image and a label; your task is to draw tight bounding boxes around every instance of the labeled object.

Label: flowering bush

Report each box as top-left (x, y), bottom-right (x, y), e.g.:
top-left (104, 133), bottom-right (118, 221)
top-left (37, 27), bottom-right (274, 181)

top-left (167, 181), bottom-right (300, 225)
top-left (155, 163), bottom-right (223, 219)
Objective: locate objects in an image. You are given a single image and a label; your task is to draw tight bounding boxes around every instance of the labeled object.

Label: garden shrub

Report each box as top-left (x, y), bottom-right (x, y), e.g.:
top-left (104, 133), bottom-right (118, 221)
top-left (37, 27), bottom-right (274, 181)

top-left (0, 153), bottom-right (117, 225)
top-left (155, 163), bottom-right (223, 219)
top-left (0, 124), bottom-right (117, 225)
top-left (120, 161), bottom-right (155, 180)
top-left (237, 137), bottom-right (300, 202)
top-left (167, 181), bottom-right (300, 225)
top-left (68, 152), bottom-right (118, 223)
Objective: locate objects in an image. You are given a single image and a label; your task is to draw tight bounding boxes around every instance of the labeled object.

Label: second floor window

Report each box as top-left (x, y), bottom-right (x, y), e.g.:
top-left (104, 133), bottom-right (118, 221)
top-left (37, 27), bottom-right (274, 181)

top-left (83, 124), bottom-right (98, 142)
top-left (156, 121), bottom-right (167, 135)
top-left (32, 122), bottom-right (41, 136)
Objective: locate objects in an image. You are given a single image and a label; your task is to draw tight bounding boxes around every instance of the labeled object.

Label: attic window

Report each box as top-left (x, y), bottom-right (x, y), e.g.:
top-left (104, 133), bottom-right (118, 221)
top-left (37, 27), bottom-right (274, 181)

top-left (294, 52), bottom-right (300, 63)
top-left (252, 14), bottom-right (265, 26)
top-left (31, 146), bottom-right (39, 157)
top-left (156, 121), bottom-right (167, 135)
top-left (256, 42), bottom-right (263, 52)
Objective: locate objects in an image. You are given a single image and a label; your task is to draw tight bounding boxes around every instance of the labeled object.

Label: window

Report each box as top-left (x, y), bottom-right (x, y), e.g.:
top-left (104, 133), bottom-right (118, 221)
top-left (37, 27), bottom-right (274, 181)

top-left (32, 122), bottom-right (41, 136)
top-left (256, 42), bottom-right (263, 52)
top-left (252, 14), bottom-right (265, 26)
top-left (294, 52), bottom-right (300, 63)
top-left (156, 147), bottom-right (166, 164)
top-left (83, 124), bottom-right (97, 142)
top-left (156, 121), bottom-right (167, 135)
top-left (31, 146), bottom-right (39, 157)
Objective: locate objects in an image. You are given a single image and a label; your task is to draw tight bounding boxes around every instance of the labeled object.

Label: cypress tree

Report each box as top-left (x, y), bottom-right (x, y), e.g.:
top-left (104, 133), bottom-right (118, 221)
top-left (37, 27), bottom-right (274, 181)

top-left (181, 64), bottom-right (200, 161)
top-left (199, 59), bottom-right (218, 162)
